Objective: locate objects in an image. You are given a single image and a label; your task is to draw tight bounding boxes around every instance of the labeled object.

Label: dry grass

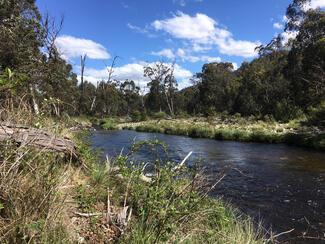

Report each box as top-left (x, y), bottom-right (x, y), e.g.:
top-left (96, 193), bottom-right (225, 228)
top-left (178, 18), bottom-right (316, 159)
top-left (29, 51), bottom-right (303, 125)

top-left (0, 141), bottom-right (72, 243)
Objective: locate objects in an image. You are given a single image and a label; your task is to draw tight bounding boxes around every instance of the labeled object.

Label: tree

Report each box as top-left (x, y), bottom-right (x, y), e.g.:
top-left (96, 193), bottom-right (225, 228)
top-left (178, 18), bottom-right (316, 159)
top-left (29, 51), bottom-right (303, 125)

top-left (252, 0), bottom-right (324, 118)
top-left (0, 0), bottom-right (44, 113)
top-left (40, 52), bottom-right (79, 116)
top-left (197, 62), bottom-right (238, 115)
top-left (144, 62), bottom-right (178, 116)
top-left (234, 52), bottom-right (297, 120)
top-left (78, 54), bottom-right (87, 114)
top-left (95, 81), bottom-right (121, 116)
top-left (285, 9), bottom-right (325, 109)
top-left (0, 1), bottom-right (80, 116)
top-left (120, 80), bottom-right (141, 116)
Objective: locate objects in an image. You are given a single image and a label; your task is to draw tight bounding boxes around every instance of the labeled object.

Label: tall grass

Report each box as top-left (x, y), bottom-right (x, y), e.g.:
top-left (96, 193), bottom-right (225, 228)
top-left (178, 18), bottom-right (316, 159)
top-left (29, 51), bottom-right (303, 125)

top-left (0, 141), bottom-right (71, 243)
top-left (121, 117), bottom-right (324, 151)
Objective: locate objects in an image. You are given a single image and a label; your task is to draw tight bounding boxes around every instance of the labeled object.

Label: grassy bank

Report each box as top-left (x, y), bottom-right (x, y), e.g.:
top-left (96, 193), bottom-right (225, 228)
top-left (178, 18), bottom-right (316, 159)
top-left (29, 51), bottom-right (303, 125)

top-left (119, 116), bottom-right (325, 151)
top-left (0, 111), bottom-right (269, 243)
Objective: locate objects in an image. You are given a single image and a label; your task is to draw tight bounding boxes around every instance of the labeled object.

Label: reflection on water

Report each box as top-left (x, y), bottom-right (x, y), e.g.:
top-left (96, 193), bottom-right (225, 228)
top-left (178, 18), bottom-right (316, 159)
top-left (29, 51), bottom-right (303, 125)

top-left (90, 130), bottom-right (325, 242)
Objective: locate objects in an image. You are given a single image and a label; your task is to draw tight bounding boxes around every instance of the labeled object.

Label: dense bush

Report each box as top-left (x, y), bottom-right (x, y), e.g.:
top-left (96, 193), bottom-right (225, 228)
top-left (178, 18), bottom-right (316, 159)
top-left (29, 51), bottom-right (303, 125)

top-left (100, 118), bottom-right (117, 130)
top-left (151, 111), bottom-right (167, 119)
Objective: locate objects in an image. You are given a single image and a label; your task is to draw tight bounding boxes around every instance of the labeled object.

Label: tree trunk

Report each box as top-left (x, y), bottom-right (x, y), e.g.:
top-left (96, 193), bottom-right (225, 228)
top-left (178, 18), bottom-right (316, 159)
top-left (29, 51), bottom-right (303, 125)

top-left (0, 123), bottom-right (78, 159)
top-left (29, 84), bottom-right (39, 115)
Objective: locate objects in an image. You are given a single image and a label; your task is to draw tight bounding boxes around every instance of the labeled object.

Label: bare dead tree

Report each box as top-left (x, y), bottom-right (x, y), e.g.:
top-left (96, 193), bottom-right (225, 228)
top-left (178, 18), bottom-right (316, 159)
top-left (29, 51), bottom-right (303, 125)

top-left (105, 56), bottom-right (120, 83)
top-left (80, 54), bottom-right (87, 93)
top-left (138, 81), bottom-right (146, 111)
top-left (78, 54), bottom-right (87, 113)
top-left (42, 12), bottom-right (64, 59)
top-left (163, 61), bottom-right (177, 117)
top-left (98, 56), bottom-right (120, 114)
top-left (90, 81), bottom-right (99, 112)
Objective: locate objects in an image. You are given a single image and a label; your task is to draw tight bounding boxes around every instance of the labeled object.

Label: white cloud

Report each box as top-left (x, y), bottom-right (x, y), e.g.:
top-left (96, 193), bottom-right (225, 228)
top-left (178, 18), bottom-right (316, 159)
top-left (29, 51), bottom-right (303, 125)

top-left (273, 22), bottom-right (284, 30)
top-left (152, 48), bottom-right (221, 63)
top-left (151, 49), bottom-right (175, 59)
top-left (232, 62), bottom-right (238, 70)
top-left (80, 62), bottom-right (193, 91)
top-left (127, 23), bottom-right (148, 34)
top-left (151, 12), bottom-right (260, 58)
top-left (127, 23), bottom-right (157, 38)
top-left (173, 0), bottom-right (204, 6)
top-left (152, 12), bottom-right (219, 44)
top-left (303, 0), bottom-right (325, 10)
top-left (55, 35), bottom-right (110, 60)
top-left (176, 48), bottom-right (221, 62)
top-left (281, 31), bottom-right (299, 45)
top-left (282, 15), bottom-right (289, 23)
top-left (173, 0), bottom-right (186, 6)
top-left (173, 63), bottom-right (193, 81)
top-left (191, 43), bottom-right (212, 52)
top-left (216, 38), bottom-right (260, 58)
top-left (277, 0), bottom-right (324, 45)
top-left (200, 56), bottom-right (221, 63)
top-left (178, 80), bottom-right (193, 90)
top-left (176, 48), bottom-right (186, 57)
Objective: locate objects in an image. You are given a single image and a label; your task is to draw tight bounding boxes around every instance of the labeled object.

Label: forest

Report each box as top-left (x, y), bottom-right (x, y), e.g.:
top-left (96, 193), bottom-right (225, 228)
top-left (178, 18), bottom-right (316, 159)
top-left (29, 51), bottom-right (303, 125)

top-left (0, 0), bottom-right (324, 124)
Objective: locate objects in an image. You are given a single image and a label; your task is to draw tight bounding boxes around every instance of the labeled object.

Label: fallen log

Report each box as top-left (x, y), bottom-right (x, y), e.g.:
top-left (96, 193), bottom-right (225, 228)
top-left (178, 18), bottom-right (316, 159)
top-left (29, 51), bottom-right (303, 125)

top-left (0, 123), bottom-right (78, 159)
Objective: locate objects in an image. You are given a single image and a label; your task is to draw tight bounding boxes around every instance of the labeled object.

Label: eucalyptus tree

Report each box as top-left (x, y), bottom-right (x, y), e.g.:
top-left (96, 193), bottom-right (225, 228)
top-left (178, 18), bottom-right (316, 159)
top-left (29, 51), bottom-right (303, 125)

top-left (144, 62), bottom-right (178, 116)
top-left (197, 62), bottom-right (238, 115)
top-left (120, 79), bottom-right (141, 116)
top-left (285, 8), bottom-right (325, 109)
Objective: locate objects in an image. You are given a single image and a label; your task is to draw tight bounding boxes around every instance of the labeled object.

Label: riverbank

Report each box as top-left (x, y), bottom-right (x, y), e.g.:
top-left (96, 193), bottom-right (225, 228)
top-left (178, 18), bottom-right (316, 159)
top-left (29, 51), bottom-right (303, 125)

top-left (118, 116), bottom-right (325, 151)
top-left (0, 113), bottom-right (268, 243)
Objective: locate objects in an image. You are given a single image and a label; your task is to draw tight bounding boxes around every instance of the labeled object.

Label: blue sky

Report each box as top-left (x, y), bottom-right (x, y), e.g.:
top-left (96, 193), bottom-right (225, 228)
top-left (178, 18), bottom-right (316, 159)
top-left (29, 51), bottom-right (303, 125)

top-left (36, 0), bottom-right (324, 89)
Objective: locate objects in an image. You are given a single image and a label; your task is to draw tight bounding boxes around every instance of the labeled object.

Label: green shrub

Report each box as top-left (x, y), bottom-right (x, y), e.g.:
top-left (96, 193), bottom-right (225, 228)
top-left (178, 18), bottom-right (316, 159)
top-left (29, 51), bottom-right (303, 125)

top-left (284, 133), bottom-right (325, 151)
top-left (115, 141), bottom-right (264, 243)
top-left (152, 111), bottom-right (167, 119)
top-left (172, 126), bottom-right (189, 136)
top-left (214, 128), bottom-right (234, 140)
top-left (274, 101), bottom-right (303, 122)
top-left (205, 106), bottom-right (217, 117)
top-left (189, 126), bottom-right (215, 138)
top-left (233, 130), bottom-right (250, 141)
top-left (100, 118), bottom-right (117, 130)
top-left (307, 102), bottom-right (325, 126)
top-left (250, 130), bottom-right (282, 143)
top-left (176, 111), bottom-right (190, 118)
top-left (131, 110), bottom-right (147, 122)
top-left (206, 115), bottom-right (215, 124)
top-left (136, 124), bottom-right (165, 134)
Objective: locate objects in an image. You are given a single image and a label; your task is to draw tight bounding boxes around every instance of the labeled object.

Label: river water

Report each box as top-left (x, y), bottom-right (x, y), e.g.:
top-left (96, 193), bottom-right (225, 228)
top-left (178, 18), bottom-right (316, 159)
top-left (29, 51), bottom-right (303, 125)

top-left (90, 129), bottom-right (325, 243)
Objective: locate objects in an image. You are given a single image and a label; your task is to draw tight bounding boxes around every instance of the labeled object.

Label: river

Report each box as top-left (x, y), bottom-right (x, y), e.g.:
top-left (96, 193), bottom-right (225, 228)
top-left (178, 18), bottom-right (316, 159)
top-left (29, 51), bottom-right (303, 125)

top-left (90, 129), bottom-right (325, 243)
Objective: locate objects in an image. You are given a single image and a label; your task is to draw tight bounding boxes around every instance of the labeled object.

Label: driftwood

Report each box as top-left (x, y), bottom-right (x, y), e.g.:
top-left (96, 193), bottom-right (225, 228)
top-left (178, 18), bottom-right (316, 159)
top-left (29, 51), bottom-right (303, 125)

top-left (0, 123), bottom-right (78, 159)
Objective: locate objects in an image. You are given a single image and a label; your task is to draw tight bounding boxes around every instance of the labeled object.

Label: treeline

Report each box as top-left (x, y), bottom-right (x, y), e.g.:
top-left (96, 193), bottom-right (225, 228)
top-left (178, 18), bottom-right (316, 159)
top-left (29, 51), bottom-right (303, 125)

top-left (0, 0), bottom-right (324, 123)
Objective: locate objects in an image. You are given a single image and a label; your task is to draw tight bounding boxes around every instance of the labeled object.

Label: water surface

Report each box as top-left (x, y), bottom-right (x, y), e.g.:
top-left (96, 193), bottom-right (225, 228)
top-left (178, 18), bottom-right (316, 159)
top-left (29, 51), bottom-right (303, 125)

top-left (90, 130), bottom-right (325, 242)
